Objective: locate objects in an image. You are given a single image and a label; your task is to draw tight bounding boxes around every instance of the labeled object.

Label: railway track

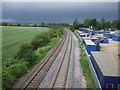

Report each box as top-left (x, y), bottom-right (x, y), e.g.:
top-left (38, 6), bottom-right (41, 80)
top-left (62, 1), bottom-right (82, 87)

top-left (52, 34), bottom-right (72, 88)
top-left (13, 29), bottom-right (75, 89)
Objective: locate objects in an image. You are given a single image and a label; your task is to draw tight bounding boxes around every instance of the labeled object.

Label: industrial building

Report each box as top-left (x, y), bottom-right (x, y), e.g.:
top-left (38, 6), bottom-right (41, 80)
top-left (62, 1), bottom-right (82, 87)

top-left (84, 40), bottom-right (100, 54)
top-left (75, 28), bottom-right (120, 89)
top-left (91, 52), bottom-right (120, 88)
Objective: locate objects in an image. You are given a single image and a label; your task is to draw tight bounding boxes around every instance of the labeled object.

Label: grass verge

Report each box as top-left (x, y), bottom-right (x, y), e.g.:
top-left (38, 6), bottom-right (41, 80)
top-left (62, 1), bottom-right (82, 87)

top-left (73, 32), bottom-right (96, 88)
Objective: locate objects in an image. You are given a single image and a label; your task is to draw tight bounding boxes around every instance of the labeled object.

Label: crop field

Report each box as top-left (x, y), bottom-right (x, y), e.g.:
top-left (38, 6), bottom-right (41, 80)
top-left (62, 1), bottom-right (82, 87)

top-left (2, 26), bottom-right (50, 61)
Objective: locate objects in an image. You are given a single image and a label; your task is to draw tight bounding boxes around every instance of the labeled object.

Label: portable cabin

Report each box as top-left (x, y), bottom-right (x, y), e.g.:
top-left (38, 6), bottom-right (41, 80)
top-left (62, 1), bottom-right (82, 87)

top-left (102, 39), bottom-right (109, 43)
top-left (82, 37), bottom-right (91, 40)
top-left (77, 30), bottom-right (83, 34)
top-left (112, 32), bottom-right (120, 41)
top-left (79, 28), bottom-right (85, 31)
top-left (98, 31), bottom-right (104, 34)
top-left (93, 28), bottom-right (99, 31)
top-left (81, 37), bottom-right (90, 42)
top-left (84, 40), bottom-right (97, 54)
top-left (90, 52), bottom-right (120, 88)
top-left (103, 33), bottom-right (108, 37)
top-left (80, 33), bottom-right (86, 37)
top-left (76, 30), bottom-right (83, 37)
top-left (104, 33), bottom-right (113, 38)
top-left (91, 38), bottom-right (98, 42)
top-left (107, 34), bottom-right (112, 38)
top-left (111, 29), bottom-right (115, 31)
top-left (95, 35), bottom-right (103, 40)
top-left (83, 29), bottom-right (88, 33)
top-left (88, 30), bottom-right (95, 35)
top-left (101, 37), bottom-right (109, 43)
top-left (109, 28), bottom-right (115, 31)
top-left (91, 31), bottom-right (96, 35)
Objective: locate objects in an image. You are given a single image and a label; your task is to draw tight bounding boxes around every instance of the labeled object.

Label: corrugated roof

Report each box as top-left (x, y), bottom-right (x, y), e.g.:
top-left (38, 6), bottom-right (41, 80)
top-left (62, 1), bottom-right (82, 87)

top-left (76, 30), bottom-right (83, 34)
top-left (84, 40), bottom-right (95, 45)
top-left (80, 33), bottom-right (85, 35)
top-left (91, 51), bottom-right (119, 76)
top-left (82, 37), bottom-right (91, 40)
top-left (91, 37), bottom-right (98, 40)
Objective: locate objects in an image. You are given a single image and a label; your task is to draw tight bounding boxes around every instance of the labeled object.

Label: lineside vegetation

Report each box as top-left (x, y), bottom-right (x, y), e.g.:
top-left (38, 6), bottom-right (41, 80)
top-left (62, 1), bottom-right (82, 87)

top-left (2, 26), bottom-right (63, 89)
top-left (73, 32), bottom-right (96, 88)
top-left (79, 42), bottom-right (96, 88)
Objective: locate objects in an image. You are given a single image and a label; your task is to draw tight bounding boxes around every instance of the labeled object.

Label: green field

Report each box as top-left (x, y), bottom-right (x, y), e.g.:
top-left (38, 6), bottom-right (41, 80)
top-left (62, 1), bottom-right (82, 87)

top-left (2, 26), bottom-right (50, 61)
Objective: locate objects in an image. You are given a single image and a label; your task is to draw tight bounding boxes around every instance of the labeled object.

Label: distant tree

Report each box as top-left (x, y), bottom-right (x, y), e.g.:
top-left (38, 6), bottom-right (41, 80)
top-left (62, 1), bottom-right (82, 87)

top-left (105, 20), bottom-right (111, 28)
top-left (33, 24), bottom-right (37, 27)
top-left (78, 23), bottom-right (84, 27)
top-left (2, 22), bottom-right (8, 26)
top-left (9, 23), bottom-right (13, 26)
top-left (83, 18), bottom-right (92, 28)
top-left (16, 23), bottom-right (21, 26)
top-left (49, 23), bottom-right (52, 26)
top-left (91, 19), bottom-right (97, 28)
top-left (41, 22), bottom-right (45, 27)
top-left (101, 18), bottom-right (106, 29)
top-left (96, 21), bottom-right (102, 29)
top-left (25, 24), bottom-right (29, 27)
top-left (111, 20), bottom-right (120, 29)
top-left (73, 18), bottom-right (79, 29)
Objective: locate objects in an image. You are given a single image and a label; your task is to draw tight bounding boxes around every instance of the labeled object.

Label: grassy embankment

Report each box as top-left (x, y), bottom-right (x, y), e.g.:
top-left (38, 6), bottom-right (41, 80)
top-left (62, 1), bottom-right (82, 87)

top-left (73, 32), bottom-right (96, 88)
top-left (2, 26), bottom-right (63, 89)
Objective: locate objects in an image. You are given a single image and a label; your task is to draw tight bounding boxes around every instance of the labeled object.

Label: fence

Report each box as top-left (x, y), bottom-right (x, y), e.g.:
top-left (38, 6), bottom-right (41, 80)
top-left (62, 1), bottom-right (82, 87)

top-left (74, 30), bottom-right (102, 88)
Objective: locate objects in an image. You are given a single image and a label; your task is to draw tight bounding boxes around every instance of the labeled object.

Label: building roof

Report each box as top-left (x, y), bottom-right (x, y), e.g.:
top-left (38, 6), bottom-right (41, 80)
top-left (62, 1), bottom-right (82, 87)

top-left (80, 33), bottom-right (86, 35)
top-left (82, 37), bottom-right (91, 40)
top-left (91, 51), bottom-right (119, 76)
top-left (91, 37), bottom-right (98, 40)
top-left (76, 30), bottom-right (83, 34)
top-left (84, 40), bottom-right (96, 45)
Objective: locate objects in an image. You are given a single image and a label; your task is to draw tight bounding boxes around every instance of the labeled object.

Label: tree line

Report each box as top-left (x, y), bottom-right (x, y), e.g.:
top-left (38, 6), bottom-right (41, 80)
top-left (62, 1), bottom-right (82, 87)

top-left (71, 18), bottom-right (120, 31)
top-left (1, 18), bottom-right (120, 30)
top-left (0, 22), bottom-right (70, 27)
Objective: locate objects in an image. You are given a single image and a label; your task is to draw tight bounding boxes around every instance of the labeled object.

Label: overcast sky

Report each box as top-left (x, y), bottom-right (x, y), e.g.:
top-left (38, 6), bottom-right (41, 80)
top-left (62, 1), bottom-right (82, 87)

top-left (2, 0), bottom-right (119, 2)
top-left (2, 2), bottom-right (118, 23)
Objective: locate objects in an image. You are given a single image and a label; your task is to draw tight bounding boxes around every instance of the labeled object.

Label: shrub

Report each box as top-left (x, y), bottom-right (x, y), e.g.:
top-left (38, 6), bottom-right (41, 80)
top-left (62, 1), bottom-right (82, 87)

top-left (15, 43), bottom-right (37, 66)
top-left (9, 62), bottom-right (28, 78)
top-left (31, 32), bottom-right (51, 50)
top-left (3, 58), bottom-right (18, 67)
top-left (15, 43), bottom-right (31, 58)
top-left (2, 62), bottom-right (28, 89)
top-left (2, 67), bottom-right (15, 89)
top-left (23, 50), bottom-right (37, 65)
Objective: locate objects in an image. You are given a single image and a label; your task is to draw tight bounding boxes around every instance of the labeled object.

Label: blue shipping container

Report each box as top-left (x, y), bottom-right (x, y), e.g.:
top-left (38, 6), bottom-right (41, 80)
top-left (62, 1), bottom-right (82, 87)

top-left (102, 39), bottom-right (109, 43)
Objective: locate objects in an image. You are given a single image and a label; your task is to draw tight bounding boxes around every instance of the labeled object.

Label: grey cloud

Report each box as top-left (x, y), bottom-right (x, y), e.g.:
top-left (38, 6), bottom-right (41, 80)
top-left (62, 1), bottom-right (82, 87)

top-left (2, 2), bottom-right (118, 23)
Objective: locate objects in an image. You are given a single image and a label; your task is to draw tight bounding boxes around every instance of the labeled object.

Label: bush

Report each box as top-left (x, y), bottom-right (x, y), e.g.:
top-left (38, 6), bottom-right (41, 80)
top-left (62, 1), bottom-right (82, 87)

top-left (15, 43), bottom-right (31, 58)
top-left (2, 67), bottom-right (15, 89)
top-left (9, 62), bottom-right (28, 78)
top-left (31, 32), bottom-right (51, 50)
top-left (23, 50), bottom-right (37, 65)
top-left (2, 62), bottom-right (28, 89)
top-left (3, 58), bottom-right (18, 67)
top-left (15, 45), bottom-right (37, 65)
